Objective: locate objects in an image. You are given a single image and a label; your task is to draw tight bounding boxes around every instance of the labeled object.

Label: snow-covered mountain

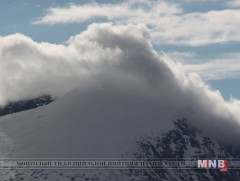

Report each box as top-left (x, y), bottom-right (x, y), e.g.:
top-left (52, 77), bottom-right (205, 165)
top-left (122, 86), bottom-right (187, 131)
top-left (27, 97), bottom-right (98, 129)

top-left (0, 115), bottom-right (239, 180)
top-left (0, 85), bottom-right (174, 158)
top-left (132, 118), bottom-right (240, 181)
top-left (0, 79), bottom-right (239, 180)
top-left (1, 24), bottom-right (240, 180)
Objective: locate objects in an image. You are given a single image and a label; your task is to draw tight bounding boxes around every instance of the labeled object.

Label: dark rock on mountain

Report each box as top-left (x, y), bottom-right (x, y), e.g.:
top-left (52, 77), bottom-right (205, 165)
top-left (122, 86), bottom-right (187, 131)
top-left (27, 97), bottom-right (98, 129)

top-left (0, 95), bottom-right (54, 117)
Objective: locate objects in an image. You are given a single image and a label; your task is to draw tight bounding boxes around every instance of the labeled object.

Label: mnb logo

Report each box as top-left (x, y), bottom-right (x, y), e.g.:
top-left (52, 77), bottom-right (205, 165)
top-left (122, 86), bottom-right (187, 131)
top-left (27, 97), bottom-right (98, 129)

top-left (198, 160), bottom-right (228, 172)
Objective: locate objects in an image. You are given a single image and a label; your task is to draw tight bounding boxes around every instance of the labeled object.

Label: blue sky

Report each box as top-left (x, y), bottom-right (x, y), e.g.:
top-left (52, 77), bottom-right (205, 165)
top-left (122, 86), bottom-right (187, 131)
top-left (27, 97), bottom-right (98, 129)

top-left (1, 0), bottom-right (240, 100)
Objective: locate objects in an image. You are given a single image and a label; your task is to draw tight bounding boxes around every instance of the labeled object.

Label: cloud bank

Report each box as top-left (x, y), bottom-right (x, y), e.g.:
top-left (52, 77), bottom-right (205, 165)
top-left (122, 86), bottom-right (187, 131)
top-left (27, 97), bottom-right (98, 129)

top-left (33, 0), bottom-right (240, 46)
top-left (1, 23), bottom-right (240, 144)
top-left (0, 23), bottom-right (151, 105)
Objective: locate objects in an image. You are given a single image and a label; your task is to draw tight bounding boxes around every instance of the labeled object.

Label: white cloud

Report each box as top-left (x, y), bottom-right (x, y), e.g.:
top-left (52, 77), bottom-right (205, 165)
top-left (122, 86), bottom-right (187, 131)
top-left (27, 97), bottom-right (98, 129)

top-left (32, 1), bottom-right (181, 25)
top-left (33, 1), bottom-right (240, 46)
top-left (166, 51), bottom-right (197, 63)
top-left (1, 23), bottom-right (240, 144)
top-left (228, 0), bottom-right (240, 7)
top-left (0, 23), bottom-right (149, 106)
top-left (183, 53), bottom-right (240, 80)
top-left (183, 0), bottom-right (218, 1)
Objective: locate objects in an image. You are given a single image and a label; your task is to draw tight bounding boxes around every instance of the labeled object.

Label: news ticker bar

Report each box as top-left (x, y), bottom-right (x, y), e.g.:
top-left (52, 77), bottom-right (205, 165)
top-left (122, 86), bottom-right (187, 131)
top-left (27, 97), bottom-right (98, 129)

top-left (0, 159), bottom-right (237, 170)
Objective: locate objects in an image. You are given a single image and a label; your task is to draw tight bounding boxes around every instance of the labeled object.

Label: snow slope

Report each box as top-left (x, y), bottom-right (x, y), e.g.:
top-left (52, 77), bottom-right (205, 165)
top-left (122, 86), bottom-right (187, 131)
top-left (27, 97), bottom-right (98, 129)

top-left (1, 118), bottom-right (240, 181)
top-left (0, 84), bottom-right (174, 158)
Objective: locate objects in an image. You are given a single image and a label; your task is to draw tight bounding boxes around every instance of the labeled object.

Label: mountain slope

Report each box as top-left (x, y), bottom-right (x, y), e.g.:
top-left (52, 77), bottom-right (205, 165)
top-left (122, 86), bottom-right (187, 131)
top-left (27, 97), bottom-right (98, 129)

top-left (0, 85), bottom-right (174, 158)
top-left (1, 23), bottom-right (240, 181)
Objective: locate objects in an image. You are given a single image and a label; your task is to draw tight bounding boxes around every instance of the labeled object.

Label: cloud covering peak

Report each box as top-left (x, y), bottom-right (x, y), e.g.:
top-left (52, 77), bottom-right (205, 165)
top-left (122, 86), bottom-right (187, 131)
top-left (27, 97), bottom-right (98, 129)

top-left (0, 23), bottom-right (151, 105)
top-left (1, 23), bottom-right (240, 143)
